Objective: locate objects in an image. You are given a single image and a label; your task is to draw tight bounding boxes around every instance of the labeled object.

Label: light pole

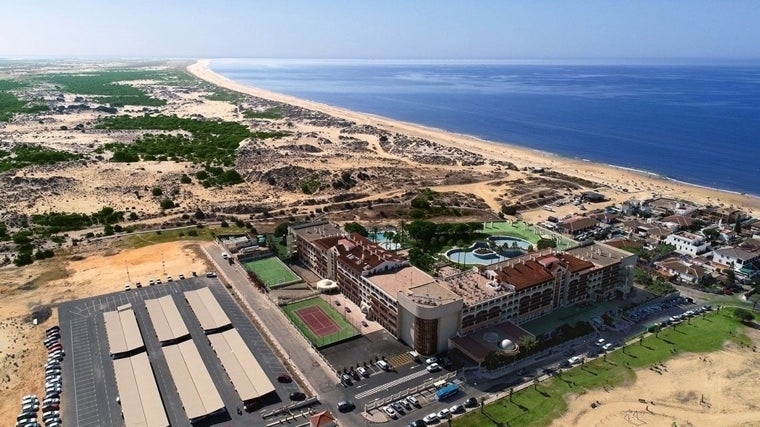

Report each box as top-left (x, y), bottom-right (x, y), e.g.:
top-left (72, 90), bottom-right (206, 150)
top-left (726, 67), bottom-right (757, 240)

top-left (161, 253), bottom-right (166, 275)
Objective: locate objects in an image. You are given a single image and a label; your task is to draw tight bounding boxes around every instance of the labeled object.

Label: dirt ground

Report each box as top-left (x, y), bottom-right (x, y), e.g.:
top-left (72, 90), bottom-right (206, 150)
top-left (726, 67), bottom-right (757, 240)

top-left (552, 329), bottom-right (760, 427)
top-left (0, 241), bottom-right (213, 425)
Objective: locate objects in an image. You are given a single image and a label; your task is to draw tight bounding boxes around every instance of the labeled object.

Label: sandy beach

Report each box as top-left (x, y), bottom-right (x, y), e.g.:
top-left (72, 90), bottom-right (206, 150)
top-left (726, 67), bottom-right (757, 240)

top-left (551, 332), bottom-right (760, 427)
top-left (188, 59), bottom-right (760, 219)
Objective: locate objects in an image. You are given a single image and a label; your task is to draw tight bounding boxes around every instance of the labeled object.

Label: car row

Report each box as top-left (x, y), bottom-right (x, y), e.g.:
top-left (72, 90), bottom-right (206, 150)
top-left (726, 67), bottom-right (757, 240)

top-left (42, 325), bottom-right (63, 426)
top-left (126, 272), bottom-right (194, 291)
top-left (381, 395), bottom-right (425, 421)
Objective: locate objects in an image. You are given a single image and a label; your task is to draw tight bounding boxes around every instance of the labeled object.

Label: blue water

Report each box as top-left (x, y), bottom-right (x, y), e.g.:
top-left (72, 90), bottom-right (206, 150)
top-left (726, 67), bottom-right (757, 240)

top-left (446, 236), bottom-right (531, 265)
top-left (210, 59), bottom-right (760, 195)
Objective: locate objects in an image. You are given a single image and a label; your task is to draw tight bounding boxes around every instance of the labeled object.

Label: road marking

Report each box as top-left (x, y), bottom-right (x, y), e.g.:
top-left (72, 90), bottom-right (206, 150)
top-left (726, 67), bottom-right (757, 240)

top-left (355, 369), bottom-right (432, 399)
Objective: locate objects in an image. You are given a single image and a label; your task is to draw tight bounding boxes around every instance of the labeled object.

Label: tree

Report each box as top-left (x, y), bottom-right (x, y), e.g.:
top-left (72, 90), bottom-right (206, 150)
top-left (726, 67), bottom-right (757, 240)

top-left (518, 335), bottom-right (537, 353)
top-left (734, 217), bottom-right (742, 234)
top-left (734, 308), bottom-right (755, 323)
top-left (159, 199), bottom-right (175, 209)
top-left (344, 221), bottom-right (368, 237)
top-left (274, 221), bottom-right (293, 238)
top-left (151, 187), bottom-right (163, 197)
top-left (408, 247), bottom-right (435, 272)
top-left (180, 174), bottom-right (192, 184)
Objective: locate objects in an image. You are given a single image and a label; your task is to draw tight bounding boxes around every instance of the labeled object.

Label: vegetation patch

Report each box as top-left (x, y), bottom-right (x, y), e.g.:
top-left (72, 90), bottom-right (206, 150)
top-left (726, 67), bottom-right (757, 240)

top-left (0, 144), bottom-right (81, 172)
top-left (0, 80), bottom-right (49, 121)
top-left (99, 114), bottom-right (289, 172)
top-left (243, 106), bottom-right (284, 119)
top-left (43, 70), bottom-right (166, 106)
top-left (115, 225), bottom-right (247, 249)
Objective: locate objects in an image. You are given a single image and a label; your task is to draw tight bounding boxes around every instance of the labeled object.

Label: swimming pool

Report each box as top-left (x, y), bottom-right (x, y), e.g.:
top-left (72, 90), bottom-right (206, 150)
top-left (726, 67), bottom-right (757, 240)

top-left (446, 236), bottom-right (532, 265)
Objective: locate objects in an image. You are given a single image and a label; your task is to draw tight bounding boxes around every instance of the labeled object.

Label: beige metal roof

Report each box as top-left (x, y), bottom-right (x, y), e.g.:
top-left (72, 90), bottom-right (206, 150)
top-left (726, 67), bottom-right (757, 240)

top-left (208, 329), bottom-right (276, 402)
top-left (112, 353), bottom-right (169, 427)
top-left (145, 295), bottom-right (190, 344)
top-left (163, 340), bottom-right (225, 420)
top-left (104, 305), bottom-right (144, 357)
top-left (184, 287), bottom-right (231, 333)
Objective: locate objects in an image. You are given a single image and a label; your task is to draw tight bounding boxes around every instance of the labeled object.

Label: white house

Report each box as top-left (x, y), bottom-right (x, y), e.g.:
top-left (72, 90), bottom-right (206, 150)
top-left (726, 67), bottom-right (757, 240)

top-left (664, 232), bottom-right (709, 256)
top-left (713, 246), bottom-right (760, 273)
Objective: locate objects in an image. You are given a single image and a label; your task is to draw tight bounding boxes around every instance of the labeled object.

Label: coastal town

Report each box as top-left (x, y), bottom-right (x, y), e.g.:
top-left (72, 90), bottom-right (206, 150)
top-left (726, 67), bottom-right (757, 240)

top-left (1, 60), bottom-right (759, 427)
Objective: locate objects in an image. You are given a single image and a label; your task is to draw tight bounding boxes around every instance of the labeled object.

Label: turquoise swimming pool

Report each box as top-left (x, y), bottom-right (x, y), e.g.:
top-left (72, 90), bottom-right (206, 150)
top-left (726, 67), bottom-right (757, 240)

top-left (446, 236), bottom-right (532, 265)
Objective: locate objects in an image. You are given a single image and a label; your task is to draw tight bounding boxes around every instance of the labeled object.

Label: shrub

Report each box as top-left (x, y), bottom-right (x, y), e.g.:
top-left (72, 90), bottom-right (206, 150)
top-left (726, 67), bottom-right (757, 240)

top-left (160, 199), bottom-right (175, 209)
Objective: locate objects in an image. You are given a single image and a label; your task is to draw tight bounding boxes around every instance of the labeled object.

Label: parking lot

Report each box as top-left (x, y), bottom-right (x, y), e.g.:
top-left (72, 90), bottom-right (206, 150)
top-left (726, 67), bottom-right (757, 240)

top-left (58, 276), bottom-right (319, 427)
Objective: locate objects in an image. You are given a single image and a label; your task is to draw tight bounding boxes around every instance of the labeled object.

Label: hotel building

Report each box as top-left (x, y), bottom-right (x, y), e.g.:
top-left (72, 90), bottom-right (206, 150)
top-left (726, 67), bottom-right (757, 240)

top-left (289, 223), bottom-right (636, 355)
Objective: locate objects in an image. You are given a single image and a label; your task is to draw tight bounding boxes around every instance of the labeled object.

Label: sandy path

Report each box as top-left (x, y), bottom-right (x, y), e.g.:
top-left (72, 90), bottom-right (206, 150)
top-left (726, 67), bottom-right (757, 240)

top-left (552, 334), bottom-right (760, 427)
top-left (188, 60), bottom-right (760, 214)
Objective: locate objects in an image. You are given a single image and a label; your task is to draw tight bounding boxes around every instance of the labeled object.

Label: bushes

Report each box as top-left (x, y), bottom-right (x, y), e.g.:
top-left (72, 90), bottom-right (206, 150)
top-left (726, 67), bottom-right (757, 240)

top-left (160, 199), bottom-right (175, 209)
top-left (0, 144), bottom-right (80, 172)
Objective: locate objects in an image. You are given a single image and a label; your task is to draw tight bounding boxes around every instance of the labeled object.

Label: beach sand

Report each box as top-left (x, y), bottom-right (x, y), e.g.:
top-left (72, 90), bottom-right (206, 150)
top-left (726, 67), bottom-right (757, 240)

top-left (188, 59), bottom-right (760, 222)
top-left (551, 332), bottom-right (760, 427)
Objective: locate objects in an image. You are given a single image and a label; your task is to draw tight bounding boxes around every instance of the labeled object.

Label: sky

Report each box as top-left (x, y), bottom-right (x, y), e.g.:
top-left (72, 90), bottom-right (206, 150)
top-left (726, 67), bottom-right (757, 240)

top-left (2, 0), bottom-right (760, 60)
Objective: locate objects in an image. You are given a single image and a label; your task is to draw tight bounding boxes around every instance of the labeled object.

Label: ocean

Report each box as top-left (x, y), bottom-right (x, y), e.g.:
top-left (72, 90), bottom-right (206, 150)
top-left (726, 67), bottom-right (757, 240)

top-left (210, 59), bottom-right (760, 196)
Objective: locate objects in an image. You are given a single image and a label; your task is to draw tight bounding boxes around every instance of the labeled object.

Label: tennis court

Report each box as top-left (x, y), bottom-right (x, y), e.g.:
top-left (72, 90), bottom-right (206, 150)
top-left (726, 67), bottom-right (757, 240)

top-left (242, 256), bottom-right (301, 288)
top-left (294, 306), bottom-right (341, 337)
top-left (281, 297), bottom-right (359, 348)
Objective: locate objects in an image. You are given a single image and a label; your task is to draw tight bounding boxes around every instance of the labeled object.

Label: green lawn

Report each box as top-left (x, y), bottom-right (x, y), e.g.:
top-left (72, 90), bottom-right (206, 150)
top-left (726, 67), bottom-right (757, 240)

top-left (243, 256), bottom-right (300, 288)
top-left (481, 221), bottom-right (575, 251)
top-left (522, 303), bottom-right (615, 336)
top-left (115, 225), bottom-right (247, 249)
top-left (455, 308), bottom-right (756, 427)
top-left (281, 297), bottom-right (359, 348)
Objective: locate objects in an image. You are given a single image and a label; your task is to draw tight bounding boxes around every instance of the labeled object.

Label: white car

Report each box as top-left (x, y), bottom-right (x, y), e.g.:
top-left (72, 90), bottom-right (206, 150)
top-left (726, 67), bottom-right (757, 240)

top-left (425, 356), bottom-right (438, 365)
top-left (450, 404), bottom-right (464, 413)
top-left (426, 362), bottom-right (441, 372)
top-left (406, 395), bottom-right (420, 407)
top-left (423, 413), bottom-right (439, 423)
top-left (383, 405), bottom-right (397, 419)
top-left (595, 338), bottom-right (605, 346)
top-left (567, 356), bottom-right (582, 365)
top-left (438, 408), bottom-right (451, 419)
top-left (602, 342), bottom-right (614, 351)
top-left (357, 366), bottom-right (368, 377)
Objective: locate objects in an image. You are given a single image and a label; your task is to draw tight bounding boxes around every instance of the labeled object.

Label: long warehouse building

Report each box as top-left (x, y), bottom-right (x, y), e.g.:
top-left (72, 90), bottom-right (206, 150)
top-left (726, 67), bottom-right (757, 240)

top-left (145, 295), bottom-right (190, 345)
top-left (207, 328), bottom-right (276, 403)
top-left (163, 339), bottom-right (226, 422)
top-left (112, 353), bottom-right (169, 427)
top-left (184, 287), bottom-right (232, 333)
top-left (103, 303), bottom-right (145, 358)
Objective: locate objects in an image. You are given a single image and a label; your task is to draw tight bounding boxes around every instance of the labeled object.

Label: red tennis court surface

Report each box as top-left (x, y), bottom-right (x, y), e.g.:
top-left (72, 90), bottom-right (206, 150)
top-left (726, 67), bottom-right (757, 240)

top-left (294, 305), bottom-right (341, 337)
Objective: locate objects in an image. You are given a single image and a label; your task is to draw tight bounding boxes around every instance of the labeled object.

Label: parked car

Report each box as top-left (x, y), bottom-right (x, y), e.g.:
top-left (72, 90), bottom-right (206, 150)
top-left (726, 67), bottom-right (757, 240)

top-left (423, 413), bottom-right (438, 423)
top-left (464, 397), bottom-right (479, 407)
top-left (166, 276), bottom-right (173, 282)
top-left (602, 342), bottom-right (614, 351)
top-left (383, 406), bottom-right (398, 419)
top-left (376, 360), bottom-right (390, 370)
top-left (596, 338), bottom-right (605, 346)
top-left (391, 401), bottom-right (405, 414)
top-left (450, 404), bottom-right (464, 414)
top-left (410, 420), bottom-right (426, 427)
top-left (341, 373), bottom-right (352, 385)
top-left (426, 363), bottom-right (441, 372)
top-left (406, 395), bottom-right (420, 407)
top-left (205, 271), bottom-right (217, 278)
top-left (437, 408), bottom-right (451, 419)
top-left (425, 357), bottom-right (438, 365)
top-left (357, 366), bottom-right (368, 377)
top-left (277, 374), bottom-right (292, 383)
top-left (124, 284), bottom-right (131, 291)
top-left (178, 273), bottom-right (185, 280)
top-left (148, 279), bottom-right (155, 286)
top-left (289, 392), bottom-right (306, 401)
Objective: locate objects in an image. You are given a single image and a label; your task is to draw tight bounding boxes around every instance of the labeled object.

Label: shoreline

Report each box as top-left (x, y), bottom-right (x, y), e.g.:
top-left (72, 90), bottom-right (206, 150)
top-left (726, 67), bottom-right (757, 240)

top-left (188, 59), bottom-right (760, 212)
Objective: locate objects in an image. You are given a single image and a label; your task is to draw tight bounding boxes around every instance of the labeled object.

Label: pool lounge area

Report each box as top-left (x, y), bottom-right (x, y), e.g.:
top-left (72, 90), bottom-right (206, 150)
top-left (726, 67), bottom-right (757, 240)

top-left (446, 236), bottom-right (533, 265)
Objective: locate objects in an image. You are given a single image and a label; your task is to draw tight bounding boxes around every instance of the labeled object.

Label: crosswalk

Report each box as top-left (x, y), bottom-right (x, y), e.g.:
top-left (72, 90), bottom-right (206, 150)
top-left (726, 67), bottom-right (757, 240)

top-left (354, 368), bottom-right (432, 399)
top-left (387, 352), bottom-right (414, 368)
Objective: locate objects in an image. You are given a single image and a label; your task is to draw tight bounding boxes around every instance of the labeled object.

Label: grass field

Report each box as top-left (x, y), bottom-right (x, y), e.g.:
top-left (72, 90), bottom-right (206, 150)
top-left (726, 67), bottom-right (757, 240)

top-left (115, 225), bottom-right (247, 249)
top-left (481, 221), bottom-right (575, 251)
top-left (454, 307), bottom-right (757, 427)
top-left (281, 297), bottom-right (359, 348)
top-left (243, 256), bottom-right (300, 288)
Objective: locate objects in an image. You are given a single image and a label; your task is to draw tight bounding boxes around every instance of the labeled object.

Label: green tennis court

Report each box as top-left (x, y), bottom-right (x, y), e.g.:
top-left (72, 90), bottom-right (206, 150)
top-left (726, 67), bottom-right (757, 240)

top-left (243, 256), bottom-right (301, 288)
top-left (281, 297), bottom-right (359, 348)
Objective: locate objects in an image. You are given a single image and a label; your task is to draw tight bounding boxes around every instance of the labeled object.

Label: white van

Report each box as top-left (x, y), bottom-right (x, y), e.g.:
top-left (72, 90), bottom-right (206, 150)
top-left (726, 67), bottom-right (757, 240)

top-left (376, 360), bottom-right (390, 370)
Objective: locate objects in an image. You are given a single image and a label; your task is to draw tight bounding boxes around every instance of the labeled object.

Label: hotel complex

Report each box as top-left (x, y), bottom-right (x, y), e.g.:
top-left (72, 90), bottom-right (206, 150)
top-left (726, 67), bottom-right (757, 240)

top-left (288, 222), bottom-right (636, 356)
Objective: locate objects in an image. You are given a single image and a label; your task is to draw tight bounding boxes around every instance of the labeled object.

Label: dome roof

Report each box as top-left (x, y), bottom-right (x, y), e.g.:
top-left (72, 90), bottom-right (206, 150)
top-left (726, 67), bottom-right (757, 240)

top-left (498, 339), bottom-right (516, 350)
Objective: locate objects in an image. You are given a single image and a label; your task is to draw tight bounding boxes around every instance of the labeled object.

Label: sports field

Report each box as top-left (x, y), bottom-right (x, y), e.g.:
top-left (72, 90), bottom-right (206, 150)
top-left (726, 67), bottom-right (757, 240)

top-left (243, 256), bottom-right (301, 288)
top-left (282, 297), bottom-right (359, 348)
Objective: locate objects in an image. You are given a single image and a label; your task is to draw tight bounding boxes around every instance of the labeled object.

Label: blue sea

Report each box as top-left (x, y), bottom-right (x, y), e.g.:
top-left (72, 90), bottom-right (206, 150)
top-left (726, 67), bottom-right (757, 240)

top-left (210, 59), bottom-right (760, 196)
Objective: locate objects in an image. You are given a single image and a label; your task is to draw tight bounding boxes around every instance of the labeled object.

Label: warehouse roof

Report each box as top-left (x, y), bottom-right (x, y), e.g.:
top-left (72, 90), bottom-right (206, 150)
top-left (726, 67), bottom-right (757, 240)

top-left (208, 328), bottom-right (275, 402)
top-left (112, 353), bottom-right (169, 427)
top-left (184, 287), bottom-right (231, 333)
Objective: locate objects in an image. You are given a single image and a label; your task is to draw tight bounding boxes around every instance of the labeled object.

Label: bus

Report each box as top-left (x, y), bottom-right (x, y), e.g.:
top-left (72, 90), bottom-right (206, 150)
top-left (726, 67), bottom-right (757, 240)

top-left (435, 383), bottom-right (459, 401)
